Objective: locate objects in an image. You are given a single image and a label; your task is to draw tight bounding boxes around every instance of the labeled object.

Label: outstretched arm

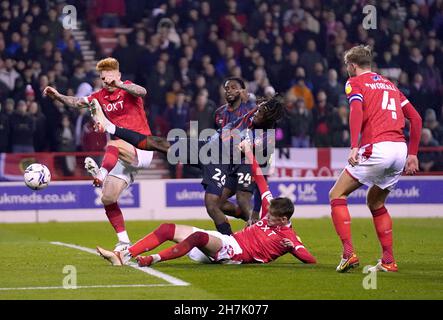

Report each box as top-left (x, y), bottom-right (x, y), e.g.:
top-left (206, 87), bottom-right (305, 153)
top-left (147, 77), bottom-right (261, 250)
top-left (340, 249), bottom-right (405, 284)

top-left (281, 238), bottom-right (316, 264)
top-left (43, 86), bottom-right (89, 109)
top-left (240, 139), bottom-right (273, 219)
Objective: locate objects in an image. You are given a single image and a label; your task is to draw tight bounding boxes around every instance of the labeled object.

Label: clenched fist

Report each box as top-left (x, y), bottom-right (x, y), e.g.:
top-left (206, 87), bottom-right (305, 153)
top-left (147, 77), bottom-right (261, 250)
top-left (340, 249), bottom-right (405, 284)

top-left (43, 86), bottom-right (59, 99)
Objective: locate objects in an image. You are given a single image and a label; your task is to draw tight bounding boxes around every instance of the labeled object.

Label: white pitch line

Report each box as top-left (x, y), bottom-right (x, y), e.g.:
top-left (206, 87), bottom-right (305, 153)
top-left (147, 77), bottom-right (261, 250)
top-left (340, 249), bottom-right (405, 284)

top-left (50, 241), bottom-right (190, 287)
top-left (0, 284), bottom-right (173, 291)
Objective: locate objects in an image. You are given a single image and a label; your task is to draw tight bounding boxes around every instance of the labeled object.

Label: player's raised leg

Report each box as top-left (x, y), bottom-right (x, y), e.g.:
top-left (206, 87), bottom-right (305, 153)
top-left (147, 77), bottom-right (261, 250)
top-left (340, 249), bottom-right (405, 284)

top-left (91, 99), bottom-right (170, 153)
top-left (85, 139), bottom-right (130, 187)
top-left (366, 185), bottom-right (398, 272)
top-left (329, 169), bottom-right (362, 272)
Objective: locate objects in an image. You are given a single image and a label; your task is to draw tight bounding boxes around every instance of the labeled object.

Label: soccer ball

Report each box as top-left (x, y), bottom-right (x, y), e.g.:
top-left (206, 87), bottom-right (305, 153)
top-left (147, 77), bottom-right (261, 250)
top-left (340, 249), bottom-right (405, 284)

top-left (24, 163), bottom-right (51, 190)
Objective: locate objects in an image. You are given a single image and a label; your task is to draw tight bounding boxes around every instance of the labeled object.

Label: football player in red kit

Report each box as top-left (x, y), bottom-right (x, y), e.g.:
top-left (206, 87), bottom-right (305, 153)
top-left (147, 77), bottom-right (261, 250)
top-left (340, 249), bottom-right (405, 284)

top-left (43, 58), bottom-right (153, 251)
top-left (96, 141), bottom-right (316, 267)
top-left (329, 45), bottom-right (422, 273)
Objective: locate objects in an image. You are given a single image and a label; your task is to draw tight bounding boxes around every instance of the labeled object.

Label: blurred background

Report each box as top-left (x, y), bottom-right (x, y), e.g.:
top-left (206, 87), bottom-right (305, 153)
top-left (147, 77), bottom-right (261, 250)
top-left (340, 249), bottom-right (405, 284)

top-left (1, 0), bottom-right (443, 180)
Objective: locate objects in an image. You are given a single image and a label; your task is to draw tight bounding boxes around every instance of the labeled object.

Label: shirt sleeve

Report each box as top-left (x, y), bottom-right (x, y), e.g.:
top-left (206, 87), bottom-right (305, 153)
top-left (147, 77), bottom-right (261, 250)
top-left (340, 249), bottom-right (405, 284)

top-left (398, 90), bottom-right (410, 108)
top-left (244, 147), bottom-right (273, 218)
top-left (84, 90), bottom-right (100, 104)
top-left (345, 78), bottom-right (363, 104)
top-left (289, 234), bottom-right (317, 264)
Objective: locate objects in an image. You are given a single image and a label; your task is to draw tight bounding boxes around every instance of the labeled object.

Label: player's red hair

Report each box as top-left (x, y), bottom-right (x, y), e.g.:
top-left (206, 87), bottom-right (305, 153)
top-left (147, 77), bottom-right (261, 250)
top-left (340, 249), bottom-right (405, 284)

top-left (96, 57), bottom-right (119, 72)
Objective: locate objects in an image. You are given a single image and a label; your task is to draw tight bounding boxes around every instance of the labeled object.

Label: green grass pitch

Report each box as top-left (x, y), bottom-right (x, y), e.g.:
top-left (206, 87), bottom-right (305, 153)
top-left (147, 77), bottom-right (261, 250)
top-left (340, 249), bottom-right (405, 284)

top-left (0, 218), bottom-right (442, 300)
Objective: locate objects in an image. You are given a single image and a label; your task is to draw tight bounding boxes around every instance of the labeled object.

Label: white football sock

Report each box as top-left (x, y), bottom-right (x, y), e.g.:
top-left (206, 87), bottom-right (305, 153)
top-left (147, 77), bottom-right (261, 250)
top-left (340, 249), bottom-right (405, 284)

top-left (107, 123), bottom-right (116, 134)
top-left (98, 167), bottom-right (108, 180)
top-left (117, 231), bottom-right (130, 244)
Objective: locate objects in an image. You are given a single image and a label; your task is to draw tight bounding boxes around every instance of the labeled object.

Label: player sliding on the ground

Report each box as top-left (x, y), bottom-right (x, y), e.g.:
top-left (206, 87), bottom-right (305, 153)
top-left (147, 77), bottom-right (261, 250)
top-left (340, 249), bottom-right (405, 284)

top-left (90, 94), bottom-right (283, 236)
top-left (43, 57), bottom-right (154, 251)
top-left (96, 140), bottom-right (316, 266)
top-left (329, 45), bottom-right (422, 273)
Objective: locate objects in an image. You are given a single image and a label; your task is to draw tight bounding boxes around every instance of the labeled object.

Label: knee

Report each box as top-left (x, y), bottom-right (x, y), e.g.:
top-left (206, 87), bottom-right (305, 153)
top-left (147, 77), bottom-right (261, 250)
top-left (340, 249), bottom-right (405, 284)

top-left (158, 223), bottom-right (175, 233)
top-left (329, 188), bottom-right (342, 202)
top-left (102, 194), bottom-right (118, 206)
top-left (189, 231), bottom-right (209, 247)
top-left (366, 200), bottom-right (385, 212)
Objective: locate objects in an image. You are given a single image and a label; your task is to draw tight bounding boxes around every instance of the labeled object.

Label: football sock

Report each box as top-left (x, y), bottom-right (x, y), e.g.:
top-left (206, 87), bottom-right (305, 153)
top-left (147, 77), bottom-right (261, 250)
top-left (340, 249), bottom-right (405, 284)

top-left (216, 221), bottom-right (233, 235)
top-left (101, 145), bottom-right (119, 173)
top-left (138, 232), bottom-right (209, 266)
top-left (330, 198), bottom-right (354, 258)
top-left (129, 223), bottom-right (175, 257)
top-left (114, 126), bottom-right (147, 149)
top-left (117, 231), bottom-right (130, 244)
top-left (104, 202), bottom-right (126, 235)
top-left (371, 206), bottom-right (394, 264)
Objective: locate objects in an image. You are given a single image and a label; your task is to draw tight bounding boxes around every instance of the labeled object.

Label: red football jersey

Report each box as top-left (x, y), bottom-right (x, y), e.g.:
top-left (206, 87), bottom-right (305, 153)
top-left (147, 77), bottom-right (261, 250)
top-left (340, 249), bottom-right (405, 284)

top-left (232, 218), bottom-right (305, 263)
top-left (345, 72), bottom-right (407, 147)
top-left (85, 80), bottom-right (151, 136)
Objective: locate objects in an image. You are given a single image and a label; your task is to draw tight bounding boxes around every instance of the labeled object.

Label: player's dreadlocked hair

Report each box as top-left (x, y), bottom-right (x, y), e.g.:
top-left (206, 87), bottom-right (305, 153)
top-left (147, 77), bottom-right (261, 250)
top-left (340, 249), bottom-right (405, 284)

top-left (257, 93), bottom-right (285, 128)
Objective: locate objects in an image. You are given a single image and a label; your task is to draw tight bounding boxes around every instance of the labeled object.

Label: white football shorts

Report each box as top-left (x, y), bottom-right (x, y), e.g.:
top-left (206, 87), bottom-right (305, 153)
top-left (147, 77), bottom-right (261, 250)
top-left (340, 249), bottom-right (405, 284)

top-left (345, 141), bottom-right (407, 190)
top-left (108, 148), bottom-right (154, 185)
top-left (187, 227), bottom-right (243, 264)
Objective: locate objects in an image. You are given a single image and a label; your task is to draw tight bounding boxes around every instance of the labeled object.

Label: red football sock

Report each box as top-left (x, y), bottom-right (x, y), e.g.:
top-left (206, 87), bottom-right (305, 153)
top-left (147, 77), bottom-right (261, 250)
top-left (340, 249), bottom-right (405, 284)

top-left (158, 231), bottom-right (209, 262)
top-left (104, 202), bottom-right (126, 233)
top-left (101, 145), bottom-right (119, 173)
top-left (331, 199), bottom-right (354, 258)
top-left (128, 223), bottom-right (175, 257)
top-left (371, 206), bottom-right (394, 264)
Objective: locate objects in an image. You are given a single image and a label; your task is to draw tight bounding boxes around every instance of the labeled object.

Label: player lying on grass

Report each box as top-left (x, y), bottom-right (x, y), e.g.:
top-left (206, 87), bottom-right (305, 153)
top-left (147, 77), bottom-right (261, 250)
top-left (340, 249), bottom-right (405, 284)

top-left (90, 94), bottom-right (283, 236)
top-left (329, 45), bottom-right (422, 273)
top-left (44, 57), bottom-right (154, 251)
top-left (96, 140), bottom-right (316, 266)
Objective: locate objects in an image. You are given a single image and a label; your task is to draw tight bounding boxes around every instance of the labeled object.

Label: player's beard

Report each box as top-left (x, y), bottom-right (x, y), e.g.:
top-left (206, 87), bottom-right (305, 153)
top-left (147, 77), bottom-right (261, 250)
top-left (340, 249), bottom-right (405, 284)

top-left (227, 94), bottom-right (240, 106)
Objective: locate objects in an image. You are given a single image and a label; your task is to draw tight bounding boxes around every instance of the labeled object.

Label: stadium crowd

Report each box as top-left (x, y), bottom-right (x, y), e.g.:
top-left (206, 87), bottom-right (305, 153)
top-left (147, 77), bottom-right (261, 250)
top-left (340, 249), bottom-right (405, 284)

top-left (0, 0), bottom-right (443, 172)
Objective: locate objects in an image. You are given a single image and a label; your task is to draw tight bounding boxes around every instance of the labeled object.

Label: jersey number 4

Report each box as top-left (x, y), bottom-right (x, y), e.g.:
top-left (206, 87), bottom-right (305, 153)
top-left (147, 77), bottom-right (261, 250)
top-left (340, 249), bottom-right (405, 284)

top-left (381, 91), bottom-right (397, 120)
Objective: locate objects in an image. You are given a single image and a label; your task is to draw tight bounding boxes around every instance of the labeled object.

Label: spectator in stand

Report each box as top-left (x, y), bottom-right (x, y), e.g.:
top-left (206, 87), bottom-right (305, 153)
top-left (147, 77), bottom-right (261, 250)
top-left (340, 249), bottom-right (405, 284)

top-left (56, 114), bottom-right (76, 176)
top-left (287, 67), bottom-right (314, 110)
top-left (419, 128), bottom-right (440, 172)
top-left (28, 101), bottom-right (47, 152)
top-left (112, 34), bottom-right (137, 81)
top-left (424, 109), bottom-right (443, 145)
top-left (146, 59), bottom-right (174, 122)
top-left (287, 98), bottom-right (312, 148)
top-left (409, 73), bottom-right (431, 117)
top-left (190, 91), bottom-right (216, 135)
top-left (9, 100), bottom-right (34, 153)
top-left (420, 54), bottom-right (442, 114)
top-left (299, 40), bottom-right (325, 80)
top-left (163, 91), bottom-right (190, 132)
top-left (218, 0), bottom-right (247, 38)
top-left (330, 104), bottom-right (350, 147)
top-left (94, 0), bottom-right (126, 28)
top-left (0, 57), bottom-right (20, 95)
top-left (0, 101), bottom-right (10, 152)
top-left (312, 90), bottom-right (332, 147)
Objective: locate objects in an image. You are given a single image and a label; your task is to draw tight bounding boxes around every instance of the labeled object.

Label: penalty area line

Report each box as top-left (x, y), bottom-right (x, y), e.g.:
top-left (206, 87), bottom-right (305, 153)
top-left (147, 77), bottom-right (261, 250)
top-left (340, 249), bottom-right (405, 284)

top-left (50, 241), bottom-right (190, 287)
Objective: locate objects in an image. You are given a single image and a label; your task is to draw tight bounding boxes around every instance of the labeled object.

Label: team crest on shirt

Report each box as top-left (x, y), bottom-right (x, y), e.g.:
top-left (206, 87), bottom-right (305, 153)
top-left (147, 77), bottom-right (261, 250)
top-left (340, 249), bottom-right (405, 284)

top-left (372, 75), bottom-right (381, 81)
top-left (345, 82), bottom-right (352, 95)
